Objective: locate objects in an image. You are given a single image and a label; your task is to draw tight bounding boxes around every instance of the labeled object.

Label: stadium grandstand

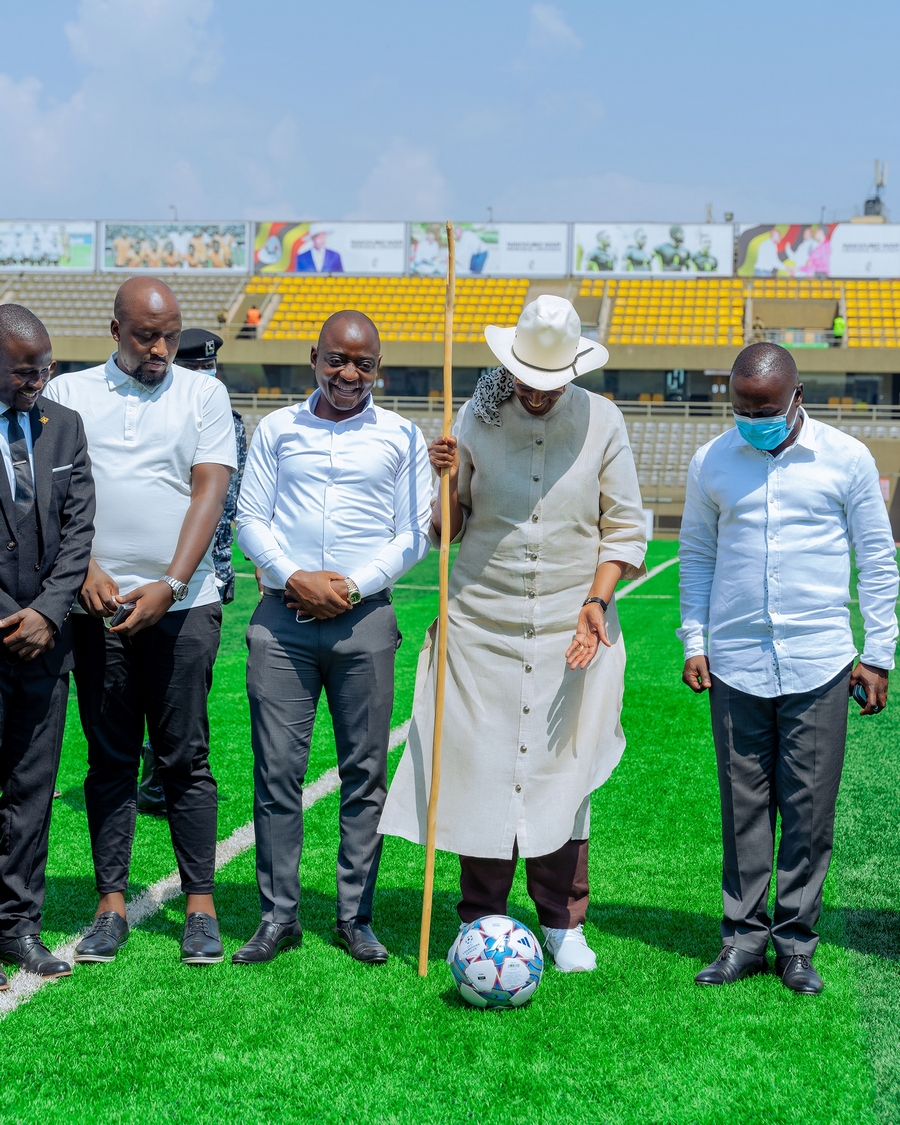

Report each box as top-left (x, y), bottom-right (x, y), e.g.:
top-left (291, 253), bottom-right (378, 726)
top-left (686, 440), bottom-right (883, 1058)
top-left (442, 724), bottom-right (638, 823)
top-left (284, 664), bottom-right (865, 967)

top-left (4, 218), bottom-right (900, 538)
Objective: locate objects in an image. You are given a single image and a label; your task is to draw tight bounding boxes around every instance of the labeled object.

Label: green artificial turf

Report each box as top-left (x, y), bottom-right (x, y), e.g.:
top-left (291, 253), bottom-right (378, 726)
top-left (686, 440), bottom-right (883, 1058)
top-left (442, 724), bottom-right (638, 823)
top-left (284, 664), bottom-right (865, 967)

top-left (0, 542), bottom-right (897, 1124)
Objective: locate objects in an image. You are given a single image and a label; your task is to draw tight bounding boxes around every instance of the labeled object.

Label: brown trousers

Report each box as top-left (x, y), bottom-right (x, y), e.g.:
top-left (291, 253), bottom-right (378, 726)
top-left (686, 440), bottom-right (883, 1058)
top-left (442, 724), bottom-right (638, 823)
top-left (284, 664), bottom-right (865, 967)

top-left (458, 838), bottom-right (589, 929)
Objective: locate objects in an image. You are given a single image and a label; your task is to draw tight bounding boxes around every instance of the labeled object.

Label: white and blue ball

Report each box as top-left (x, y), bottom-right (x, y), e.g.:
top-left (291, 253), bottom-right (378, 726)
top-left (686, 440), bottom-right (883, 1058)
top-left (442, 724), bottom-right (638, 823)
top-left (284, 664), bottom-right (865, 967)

top-left (448, 915), bottom-right (543, 1009)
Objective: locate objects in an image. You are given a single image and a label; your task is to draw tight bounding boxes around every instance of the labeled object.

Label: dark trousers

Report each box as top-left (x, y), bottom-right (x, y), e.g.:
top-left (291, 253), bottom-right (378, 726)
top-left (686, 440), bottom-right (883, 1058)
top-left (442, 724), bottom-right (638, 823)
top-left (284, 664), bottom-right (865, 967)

top-left (0, 661), bottom-right (68, 937)
top-left (709, 664), bottom-right (852, 958)
top-left (73, 604), bottom-right (222, 896)
top-left (458, 839), bottom-right (590, 929)
top-left (246, 592), bottom-right (398, 924)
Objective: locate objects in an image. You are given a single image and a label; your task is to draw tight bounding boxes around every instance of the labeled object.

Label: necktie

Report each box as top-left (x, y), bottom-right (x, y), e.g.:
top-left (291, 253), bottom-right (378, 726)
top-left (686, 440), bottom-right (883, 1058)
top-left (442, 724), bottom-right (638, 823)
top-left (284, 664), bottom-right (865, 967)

top-left (4, 409), bottom-right (40, 602)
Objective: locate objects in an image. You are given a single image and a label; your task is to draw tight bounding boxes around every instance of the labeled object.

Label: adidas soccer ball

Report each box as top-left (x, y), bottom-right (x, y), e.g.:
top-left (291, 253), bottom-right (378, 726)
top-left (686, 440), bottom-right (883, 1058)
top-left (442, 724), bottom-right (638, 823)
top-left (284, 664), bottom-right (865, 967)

top-left (448, 915), bottom-right (543, 1009)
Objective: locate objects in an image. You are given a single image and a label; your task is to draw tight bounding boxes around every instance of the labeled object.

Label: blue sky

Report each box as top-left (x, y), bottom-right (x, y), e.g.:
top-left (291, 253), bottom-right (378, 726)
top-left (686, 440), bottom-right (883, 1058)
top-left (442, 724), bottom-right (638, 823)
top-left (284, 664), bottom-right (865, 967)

top-left (1, 0), bottom-right (898, 224)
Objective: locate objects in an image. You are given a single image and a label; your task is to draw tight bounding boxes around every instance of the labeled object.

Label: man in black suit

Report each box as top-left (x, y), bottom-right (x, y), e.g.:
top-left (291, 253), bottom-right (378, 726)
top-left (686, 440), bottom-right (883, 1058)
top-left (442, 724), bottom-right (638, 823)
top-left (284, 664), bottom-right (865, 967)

top-left (0, 305), bottom-right (95, 987)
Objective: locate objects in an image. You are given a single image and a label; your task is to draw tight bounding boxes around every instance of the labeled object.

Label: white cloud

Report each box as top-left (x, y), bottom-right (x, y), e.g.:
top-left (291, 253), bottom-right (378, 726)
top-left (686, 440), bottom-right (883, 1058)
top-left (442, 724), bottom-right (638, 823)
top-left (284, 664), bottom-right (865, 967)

top-left (349, 139), bottom-right (450, 220)
top-left (528, 4), bottom-right (582, 52)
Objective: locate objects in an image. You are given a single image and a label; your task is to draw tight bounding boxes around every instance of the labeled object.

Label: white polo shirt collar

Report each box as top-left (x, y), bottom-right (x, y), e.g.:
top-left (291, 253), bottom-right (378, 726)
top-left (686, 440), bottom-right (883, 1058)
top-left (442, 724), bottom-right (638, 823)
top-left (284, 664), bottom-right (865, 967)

top-left (104, 352), bottom-right (172, 399)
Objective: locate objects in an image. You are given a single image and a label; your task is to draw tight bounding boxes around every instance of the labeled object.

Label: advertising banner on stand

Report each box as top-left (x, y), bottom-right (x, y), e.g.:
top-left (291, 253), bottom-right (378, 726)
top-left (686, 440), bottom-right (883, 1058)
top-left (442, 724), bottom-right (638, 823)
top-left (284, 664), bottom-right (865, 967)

top-left (572, 223), bottom-right (734, 276)
top-left (0, 221), bottom-right (96, 270)
top-left (254, 222), bottom-right (406, 274)
top-left (101, 222), bottom-right (249, 270)
top-left (738, 223), bottom-right (900, 278)
top-left (409, 223), bottom-right (568, 276)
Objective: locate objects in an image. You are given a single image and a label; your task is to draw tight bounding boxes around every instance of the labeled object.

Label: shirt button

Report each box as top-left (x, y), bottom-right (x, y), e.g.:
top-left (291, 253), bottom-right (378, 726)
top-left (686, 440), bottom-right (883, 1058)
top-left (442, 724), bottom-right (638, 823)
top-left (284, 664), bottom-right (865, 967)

top-left (526, 629), bottom-right (534, 637)
top-left (523, 706), bottom-right (530, 714)
top-left (525, 665), bottom-right (532, 672)
top-left (531, 514), bottom-right (539, 522)
top-left (6, 541), bottom-right (14, 551)
top-left (536, 438), bottom-right (543, 445)
top-left (520, 745), bottom-right (527, 753)
top-left (533, 475), bottom-right (540, 482)
top-left (527, 591), bottom-right (536, 599)
top-left (530, 553), bottom-right (538, 561)
top-left (515, 784), bottom-right (522, 792)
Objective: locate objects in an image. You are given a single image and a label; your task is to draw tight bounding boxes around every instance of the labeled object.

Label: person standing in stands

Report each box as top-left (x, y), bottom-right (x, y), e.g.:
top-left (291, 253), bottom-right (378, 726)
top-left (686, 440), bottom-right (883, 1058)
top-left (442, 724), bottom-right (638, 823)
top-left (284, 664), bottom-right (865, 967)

top-left (680, 342), bottom-right (898, 994)
top-left (0, 305), bottom-right (94, 986)
top-left (233, 310), bottom-right (431, 966)
top-left (137, 328), bottom-right (247, 817)
top-left (44, 278), bottom-right (237, 966)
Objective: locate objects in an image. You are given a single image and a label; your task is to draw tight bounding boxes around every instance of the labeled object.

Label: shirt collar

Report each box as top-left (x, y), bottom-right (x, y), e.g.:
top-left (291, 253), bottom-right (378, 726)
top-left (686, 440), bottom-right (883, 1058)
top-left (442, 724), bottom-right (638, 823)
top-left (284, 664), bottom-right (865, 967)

top-left (299, 388), bottom-right (377, 426)
top-left (104, 352), bottom-right (172, 398)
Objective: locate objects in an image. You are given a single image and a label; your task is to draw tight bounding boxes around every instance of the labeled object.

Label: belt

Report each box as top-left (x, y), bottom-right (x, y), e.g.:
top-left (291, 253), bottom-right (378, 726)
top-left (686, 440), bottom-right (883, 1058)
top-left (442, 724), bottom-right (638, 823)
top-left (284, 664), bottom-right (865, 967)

top-left (262, 587), bottom-right (392, 606)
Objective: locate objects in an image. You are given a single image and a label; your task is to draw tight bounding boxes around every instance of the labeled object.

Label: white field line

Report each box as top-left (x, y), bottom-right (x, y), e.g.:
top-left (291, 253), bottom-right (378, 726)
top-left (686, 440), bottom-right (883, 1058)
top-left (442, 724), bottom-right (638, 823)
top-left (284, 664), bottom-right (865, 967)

top-left (0, 720), bottom-right (411, 1019)
top-left (0, 556), bottom-right (681, 1016)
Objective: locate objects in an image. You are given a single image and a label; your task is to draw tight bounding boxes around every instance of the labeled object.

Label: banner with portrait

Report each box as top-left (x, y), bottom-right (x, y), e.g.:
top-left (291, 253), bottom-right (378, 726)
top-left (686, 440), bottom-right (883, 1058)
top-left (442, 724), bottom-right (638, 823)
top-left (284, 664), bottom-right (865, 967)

top-left (0, 221), bottom-right (96, 270)
top-left (101, 222), bottom-right (249, 271)
top-left (738, 223), bottom-right (900, 278)
top-left (408, 223), bottom-right (568, 276)
top-left (571, 223), bottom-right (734, 276)
top-left (254, 222), bottom-right (406, 274)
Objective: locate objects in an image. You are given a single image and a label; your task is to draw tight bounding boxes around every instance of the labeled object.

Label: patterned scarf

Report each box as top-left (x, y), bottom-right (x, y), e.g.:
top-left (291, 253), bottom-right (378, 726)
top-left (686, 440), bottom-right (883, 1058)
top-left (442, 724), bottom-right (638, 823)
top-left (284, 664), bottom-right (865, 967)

top-left (471, 366), bottom-right (515, 426)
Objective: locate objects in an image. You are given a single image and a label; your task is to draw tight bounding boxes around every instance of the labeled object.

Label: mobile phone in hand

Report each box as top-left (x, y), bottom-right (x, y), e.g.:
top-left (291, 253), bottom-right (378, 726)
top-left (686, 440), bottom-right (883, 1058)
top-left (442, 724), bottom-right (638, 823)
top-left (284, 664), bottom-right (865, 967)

top-left (852, 682), bottom-right (883, 714)
top-left (108, 602), bottom-right (136, 628)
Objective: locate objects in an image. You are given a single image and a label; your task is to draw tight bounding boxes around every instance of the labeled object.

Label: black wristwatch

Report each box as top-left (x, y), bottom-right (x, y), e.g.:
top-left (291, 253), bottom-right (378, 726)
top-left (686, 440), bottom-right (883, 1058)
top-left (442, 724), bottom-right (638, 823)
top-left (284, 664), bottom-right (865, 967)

top-left (582, 596), bottom-right (608, 612)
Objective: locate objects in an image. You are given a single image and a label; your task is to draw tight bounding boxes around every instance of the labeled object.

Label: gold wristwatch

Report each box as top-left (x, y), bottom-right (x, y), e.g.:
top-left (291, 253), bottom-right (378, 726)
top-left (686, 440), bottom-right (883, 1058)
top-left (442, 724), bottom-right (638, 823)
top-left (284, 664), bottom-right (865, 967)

top-left (345, 578), bottom-right (362, 606)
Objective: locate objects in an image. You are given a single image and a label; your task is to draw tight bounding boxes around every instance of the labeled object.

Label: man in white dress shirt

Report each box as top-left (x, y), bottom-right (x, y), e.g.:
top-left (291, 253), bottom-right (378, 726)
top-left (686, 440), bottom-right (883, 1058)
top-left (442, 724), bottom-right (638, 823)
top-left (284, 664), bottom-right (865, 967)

top-left (679, 342), bottom-right (898, 994)
top-left (234, 310), bottom-right (431, 965)
top-left (44, 278), bottom-right (237, 966)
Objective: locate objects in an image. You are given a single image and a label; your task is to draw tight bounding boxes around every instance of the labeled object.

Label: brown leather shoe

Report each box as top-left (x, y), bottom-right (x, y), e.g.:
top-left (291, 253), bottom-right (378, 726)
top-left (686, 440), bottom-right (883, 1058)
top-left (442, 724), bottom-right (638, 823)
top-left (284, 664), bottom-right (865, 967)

top-left (776, 954), bottom-right (824, 994)
top-left (695, 945), bottom-right (766, 985)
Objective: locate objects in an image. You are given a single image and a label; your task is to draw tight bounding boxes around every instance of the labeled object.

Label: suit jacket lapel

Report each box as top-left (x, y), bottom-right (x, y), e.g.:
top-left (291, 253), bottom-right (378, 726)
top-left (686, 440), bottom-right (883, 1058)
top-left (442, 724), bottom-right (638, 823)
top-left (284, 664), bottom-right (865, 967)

top-left (30, 403), bottom-right (52, 538)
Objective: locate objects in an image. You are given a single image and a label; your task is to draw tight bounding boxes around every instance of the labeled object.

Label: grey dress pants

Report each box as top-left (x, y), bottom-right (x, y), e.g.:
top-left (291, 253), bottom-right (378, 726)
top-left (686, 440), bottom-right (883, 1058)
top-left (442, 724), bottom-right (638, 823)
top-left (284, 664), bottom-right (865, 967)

top-left (246, 591), bottom-right (399, 924)
top-left (708, 662), bottom-right (852, 958)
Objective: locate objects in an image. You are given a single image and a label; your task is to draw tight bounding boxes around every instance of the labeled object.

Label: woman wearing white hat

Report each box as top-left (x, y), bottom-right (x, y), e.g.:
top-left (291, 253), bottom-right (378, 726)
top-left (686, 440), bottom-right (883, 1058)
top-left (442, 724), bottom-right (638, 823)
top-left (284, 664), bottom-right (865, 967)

top-left (379, 295), bottom-right (646, 971)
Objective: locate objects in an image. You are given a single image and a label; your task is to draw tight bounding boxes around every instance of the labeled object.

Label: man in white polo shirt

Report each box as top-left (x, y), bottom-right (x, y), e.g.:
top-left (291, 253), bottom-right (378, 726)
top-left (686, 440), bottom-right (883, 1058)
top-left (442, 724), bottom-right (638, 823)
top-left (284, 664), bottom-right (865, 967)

top-left (234, 310), bottom-right (431, 966)
top-left (44, 277), bottom-right (236, 965)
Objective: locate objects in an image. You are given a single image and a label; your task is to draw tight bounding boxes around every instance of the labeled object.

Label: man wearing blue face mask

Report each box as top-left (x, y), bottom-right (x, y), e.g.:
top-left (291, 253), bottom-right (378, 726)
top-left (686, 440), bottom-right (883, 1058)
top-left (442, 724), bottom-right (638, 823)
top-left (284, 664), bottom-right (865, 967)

top-left (678, 342), bottom-right (898, 995)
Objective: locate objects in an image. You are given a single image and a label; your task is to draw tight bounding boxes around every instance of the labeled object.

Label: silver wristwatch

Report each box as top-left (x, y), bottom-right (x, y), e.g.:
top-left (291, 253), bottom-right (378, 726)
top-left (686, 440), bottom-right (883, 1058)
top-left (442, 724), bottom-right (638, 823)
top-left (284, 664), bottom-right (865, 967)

top-left (162, 575), bottom-right (189, 602)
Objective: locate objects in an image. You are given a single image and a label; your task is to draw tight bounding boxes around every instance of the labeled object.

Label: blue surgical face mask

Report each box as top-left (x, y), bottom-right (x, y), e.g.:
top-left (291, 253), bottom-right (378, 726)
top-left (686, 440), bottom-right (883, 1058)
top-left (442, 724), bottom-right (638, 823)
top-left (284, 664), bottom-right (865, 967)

top-left (733, 394), bottom-right (799, 451)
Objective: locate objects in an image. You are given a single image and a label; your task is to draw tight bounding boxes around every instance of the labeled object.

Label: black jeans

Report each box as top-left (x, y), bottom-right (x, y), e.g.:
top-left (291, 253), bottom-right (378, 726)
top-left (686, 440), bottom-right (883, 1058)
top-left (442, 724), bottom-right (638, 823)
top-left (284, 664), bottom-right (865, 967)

top-left (73, 604), bottom-right (222, 896)
top-left (0, 661), bottom-right (68, 936)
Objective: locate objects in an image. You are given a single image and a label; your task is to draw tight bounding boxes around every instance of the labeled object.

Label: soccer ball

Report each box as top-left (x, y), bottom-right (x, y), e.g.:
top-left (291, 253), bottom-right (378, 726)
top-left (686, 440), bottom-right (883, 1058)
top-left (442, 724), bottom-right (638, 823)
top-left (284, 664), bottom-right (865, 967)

top-left (448, 915), bottom-right (543, 1009)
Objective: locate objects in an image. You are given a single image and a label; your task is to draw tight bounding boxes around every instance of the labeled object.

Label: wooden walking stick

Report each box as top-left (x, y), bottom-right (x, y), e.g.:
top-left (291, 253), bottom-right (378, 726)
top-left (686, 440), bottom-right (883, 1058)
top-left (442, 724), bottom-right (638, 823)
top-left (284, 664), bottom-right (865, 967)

top-left (418, 221), bottom-right (456, 976)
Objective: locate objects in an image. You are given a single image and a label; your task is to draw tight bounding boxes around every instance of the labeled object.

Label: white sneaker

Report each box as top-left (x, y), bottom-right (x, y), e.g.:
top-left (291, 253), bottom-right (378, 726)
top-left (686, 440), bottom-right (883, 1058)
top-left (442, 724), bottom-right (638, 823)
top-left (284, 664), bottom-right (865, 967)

top-left (540, 924), bottom-right (597, 972)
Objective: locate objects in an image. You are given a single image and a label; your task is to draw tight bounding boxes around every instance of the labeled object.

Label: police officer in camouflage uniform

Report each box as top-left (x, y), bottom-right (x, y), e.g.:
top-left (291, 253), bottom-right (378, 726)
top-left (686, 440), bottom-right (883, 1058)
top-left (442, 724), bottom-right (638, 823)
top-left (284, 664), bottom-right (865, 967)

top-left (137, 329), bottom-right (247, 815)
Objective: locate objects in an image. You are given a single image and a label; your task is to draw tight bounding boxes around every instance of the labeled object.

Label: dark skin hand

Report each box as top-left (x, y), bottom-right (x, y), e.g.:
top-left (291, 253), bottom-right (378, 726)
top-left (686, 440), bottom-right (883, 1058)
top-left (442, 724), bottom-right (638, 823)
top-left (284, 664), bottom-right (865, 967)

top-left (0, 331), bottom-right (58, 657)
top-left (81, 463), bottom-right (231, 635)
top-left (283, 312), bottom-right (382, 619)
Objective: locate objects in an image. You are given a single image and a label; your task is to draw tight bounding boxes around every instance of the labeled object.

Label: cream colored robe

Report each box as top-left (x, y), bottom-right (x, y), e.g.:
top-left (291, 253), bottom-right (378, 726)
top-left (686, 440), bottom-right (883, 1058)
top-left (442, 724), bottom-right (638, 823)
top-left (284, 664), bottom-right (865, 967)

top-left (379, 386), bottom-right (646, 859)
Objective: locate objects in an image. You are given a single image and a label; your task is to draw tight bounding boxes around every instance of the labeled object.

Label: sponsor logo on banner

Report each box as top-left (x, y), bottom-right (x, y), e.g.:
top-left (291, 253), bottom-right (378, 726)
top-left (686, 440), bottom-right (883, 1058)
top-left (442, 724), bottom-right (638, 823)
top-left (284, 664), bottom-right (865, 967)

top-left (255, 222), bottom-right (406, 274)
top-left (101, 222), bottom-right (249, 271)
top-left (409, 223), bottom-right (568, 276)
top-left (572, 223), bottom-right (734, 276)
top-left (0, 221), bottom-right (96, 270)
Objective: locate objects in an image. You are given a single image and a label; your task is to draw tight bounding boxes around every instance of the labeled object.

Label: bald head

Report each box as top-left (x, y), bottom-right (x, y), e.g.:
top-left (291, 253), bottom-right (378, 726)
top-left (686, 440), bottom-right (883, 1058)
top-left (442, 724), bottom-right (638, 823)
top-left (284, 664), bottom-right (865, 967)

top-left (0, 304), bottom-right (50, 357)
top-left (731, 342), bottom-right (798, 391)
top-left (318, 310), bottom-right (380, 352)
top-left (111, 277), bottom-right (182, 387)
top-left (311, 309), bottom-right (381, 422)
top-left (113, 276), bottom-right (181, 324)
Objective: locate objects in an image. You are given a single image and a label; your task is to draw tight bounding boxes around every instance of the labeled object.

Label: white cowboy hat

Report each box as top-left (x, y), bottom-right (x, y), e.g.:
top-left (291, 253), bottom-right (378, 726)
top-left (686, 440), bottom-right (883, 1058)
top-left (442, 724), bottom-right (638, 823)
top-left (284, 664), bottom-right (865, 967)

top-left (484, 295), bottom-right (609, 390)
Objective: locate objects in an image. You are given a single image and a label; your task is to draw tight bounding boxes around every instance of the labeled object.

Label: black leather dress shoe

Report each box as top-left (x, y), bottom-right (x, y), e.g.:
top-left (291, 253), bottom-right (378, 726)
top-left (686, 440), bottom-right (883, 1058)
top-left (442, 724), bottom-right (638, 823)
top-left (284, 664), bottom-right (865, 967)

top-left (74, 911), bottom-right (129, 963)
top-left (695, 945), bottom-right (767, 985)
top-left (0, 935), bottom-right (71, 978)
top-left (0, 967), bottom-right (7, 990)
top-left (232, 920), bottom-right (303, 964)
top-left (335, 920), bottom-right (388, 964)
top-left (181, 913), bottom-right (224, 964)
top-left (776, 954), bottom-right (824, 994)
